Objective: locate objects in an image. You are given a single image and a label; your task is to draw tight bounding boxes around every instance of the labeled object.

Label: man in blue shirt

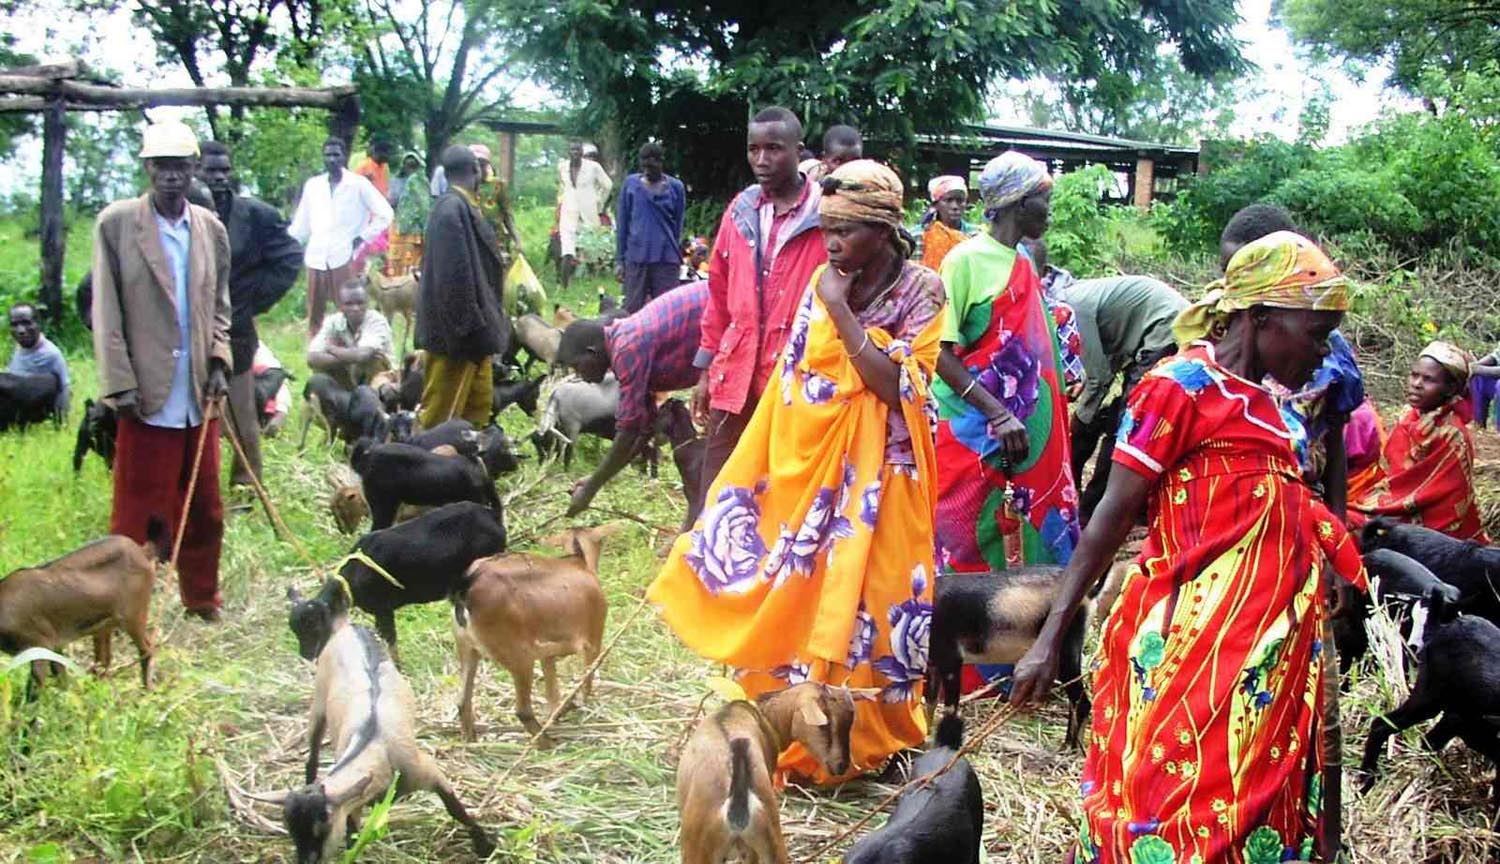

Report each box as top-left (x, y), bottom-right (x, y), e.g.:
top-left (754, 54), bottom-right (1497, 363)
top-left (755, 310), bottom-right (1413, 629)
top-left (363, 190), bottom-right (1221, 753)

top-left (7, 302), bottom-right (69, 417)
top-left (614, 141), bottom-right (686, 313)
top-left (93, 120), bottom-right (232, 621)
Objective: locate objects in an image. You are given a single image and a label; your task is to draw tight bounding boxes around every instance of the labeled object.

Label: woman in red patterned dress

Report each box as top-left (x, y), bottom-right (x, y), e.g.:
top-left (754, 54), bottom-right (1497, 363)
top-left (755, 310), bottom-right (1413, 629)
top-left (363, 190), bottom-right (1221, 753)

top-left (1010, 232), bottom-right (1367, 864)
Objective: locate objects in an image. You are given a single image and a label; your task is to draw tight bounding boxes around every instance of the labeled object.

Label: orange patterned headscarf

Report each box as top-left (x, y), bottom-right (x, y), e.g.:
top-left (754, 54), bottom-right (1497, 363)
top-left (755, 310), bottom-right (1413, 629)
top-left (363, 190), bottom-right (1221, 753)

top-left (1173, 230), bottom-right (1349, 346)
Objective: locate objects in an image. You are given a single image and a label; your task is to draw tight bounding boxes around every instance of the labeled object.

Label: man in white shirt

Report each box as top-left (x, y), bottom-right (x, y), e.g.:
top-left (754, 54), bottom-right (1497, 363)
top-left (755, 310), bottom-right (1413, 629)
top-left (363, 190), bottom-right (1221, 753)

top-left (289, 137), bottom-right (393, 336)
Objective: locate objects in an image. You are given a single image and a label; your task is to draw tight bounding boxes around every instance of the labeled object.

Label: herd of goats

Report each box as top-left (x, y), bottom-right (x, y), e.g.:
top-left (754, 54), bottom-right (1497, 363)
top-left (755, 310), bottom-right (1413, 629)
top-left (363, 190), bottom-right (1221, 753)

top-left (5, 279), bottom-right (1500, 862)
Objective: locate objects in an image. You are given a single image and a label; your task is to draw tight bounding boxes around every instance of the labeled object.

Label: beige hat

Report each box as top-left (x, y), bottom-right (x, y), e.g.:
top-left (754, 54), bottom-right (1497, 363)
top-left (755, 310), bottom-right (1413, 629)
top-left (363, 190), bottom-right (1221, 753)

top-left (139, 121), bottom-right (200, 159)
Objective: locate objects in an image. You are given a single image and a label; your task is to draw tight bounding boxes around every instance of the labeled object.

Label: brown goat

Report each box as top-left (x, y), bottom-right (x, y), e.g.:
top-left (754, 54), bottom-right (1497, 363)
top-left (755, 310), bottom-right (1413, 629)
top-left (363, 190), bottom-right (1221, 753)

top-left (453, 526), bottom-right (610, 746)
top-left (676, 683), bottom-right (877, 864)
top-left (326, 464), bottom-right (369, 535)
top-left (261, 615), bottom-right (492, 862)
top-left (0, 518), bottom-right (167, 689)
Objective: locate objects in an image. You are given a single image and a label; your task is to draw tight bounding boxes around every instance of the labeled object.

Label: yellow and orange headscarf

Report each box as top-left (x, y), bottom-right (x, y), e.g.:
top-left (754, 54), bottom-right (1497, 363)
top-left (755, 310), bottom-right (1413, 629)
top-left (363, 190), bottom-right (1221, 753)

top-left (1172, 230), bottom-right (1350, 346)
top-left (819, 159), bottom-right (905, 229)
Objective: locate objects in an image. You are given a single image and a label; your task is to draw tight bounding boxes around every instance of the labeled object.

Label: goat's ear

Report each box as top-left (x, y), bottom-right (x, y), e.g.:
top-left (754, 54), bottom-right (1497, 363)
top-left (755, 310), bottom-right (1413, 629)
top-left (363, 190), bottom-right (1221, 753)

top-left (845, 687), bottom-right (882, 703)
top-left (286, 586), bottom-right (302, 604)
top-left (329, 776), bottom-right (372, 806)
top-left (798, 699), bottom-right (830, 727)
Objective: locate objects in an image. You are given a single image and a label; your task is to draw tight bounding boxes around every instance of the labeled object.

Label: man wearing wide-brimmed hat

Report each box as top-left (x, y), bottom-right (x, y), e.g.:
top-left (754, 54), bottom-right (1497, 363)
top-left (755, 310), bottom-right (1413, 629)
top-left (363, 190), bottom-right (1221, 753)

top-left (92, 119), bottom-right (233, 621)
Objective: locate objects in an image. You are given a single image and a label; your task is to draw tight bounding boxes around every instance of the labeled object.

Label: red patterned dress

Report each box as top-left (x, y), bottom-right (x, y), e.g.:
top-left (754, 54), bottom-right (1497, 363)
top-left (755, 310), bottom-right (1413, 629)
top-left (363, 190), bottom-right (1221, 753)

top-left (1349, 402), bottom-right (1488, 542)
top-left (1082, 343), bottom-right (1365, 864)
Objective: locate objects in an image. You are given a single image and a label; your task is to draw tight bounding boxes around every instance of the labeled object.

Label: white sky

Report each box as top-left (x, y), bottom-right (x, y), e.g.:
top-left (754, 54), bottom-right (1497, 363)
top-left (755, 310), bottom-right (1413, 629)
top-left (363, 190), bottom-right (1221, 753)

top-left (0, 0), bottom-right (1419, 195)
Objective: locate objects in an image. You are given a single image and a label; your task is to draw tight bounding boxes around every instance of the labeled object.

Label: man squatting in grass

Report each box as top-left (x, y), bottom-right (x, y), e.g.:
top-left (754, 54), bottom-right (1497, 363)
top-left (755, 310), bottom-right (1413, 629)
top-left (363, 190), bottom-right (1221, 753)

top-left (558, 280), bottom-right (709, 527)
top-left (7, 302), bottom-right (70, 418)
top-left (197, 140), bottom-right (303, 489)
top-left (92, 121), bottom-right (232, 621)
top-left (693, 106), bottom-right (827, 500)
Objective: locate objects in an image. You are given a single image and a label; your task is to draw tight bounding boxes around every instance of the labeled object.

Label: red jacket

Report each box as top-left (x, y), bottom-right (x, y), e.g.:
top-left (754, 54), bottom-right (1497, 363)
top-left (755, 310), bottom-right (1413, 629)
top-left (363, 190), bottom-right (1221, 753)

top-left (695, 180), bottom-right (827, 414)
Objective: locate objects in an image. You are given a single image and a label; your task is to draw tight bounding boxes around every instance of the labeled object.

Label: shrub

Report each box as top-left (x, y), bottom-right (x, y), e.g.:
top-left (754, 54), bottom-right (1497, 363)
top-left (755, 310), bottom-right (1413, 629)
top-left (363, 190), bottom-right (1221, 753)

top-left (1268, 163), bottom-right (1422, 245)
top-left (1046, 164), bottom-right (1115, 273)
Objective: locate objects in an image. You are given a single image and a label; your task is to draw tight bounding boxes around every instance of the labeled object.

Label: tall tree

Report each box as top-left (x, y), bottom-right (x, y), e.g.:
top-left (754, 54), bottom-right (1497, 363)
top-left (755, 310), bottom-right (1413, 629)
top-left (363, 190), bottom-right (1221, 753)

top-left (344, 0), bottom-right (520, 167)
top-left (1283, 0), bottom-right (1500, 96)
top-left (1019, 53), bottom-right (1242, 145)
top-left (84, 0), bottom-right (337, 137)
top-left (504, 0), bottom-right (1247, 196)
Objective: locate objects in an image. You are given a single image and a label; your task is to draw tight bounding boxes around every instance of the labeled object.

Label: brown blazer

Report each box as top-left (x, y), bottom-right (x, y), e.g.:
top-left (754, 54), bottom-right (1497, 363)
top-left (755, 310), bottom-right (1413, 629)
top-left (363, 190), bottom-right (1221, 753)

top-left (92, 195), bottom-right (232, 416)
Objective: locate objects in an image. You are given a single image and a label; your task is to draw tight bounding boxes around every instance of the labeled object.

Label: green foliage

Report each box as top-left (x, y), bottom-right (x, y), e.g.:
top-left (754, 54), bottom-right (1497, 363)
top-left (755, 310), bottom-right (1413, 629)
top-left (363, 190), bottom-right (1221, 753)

top-left (63, 113), bottom-right (145, 213)
top-left (1044, 164), bottom-right (1115, 273)
top-left (342, 775), bottom-right (399, 862)
top-left (1284, 0), bottom-right (1500, 97)
top-left (0, 34), bottom-right (36, 153)
top-left (1026, 52), bottom-right (1242, 146)
top-left (506, 0), bottom-right (1246, 198)
top-left (1167, 111), bottom-right (1500, 260)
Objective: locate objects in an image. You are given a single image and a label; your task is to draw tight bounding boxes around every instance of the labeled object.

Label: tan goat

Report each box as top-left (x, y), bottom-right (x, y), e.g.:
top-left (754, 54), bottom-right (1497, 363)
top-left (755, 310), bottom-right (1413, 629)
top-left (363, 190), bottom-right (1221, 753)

top-left (676, 683), bottom-right (878, 864)
top-left (453, 526), bottom-right (610, 746)
top-left (263, 615), bottom-right (492, 863)
top-left (0, 518), bottom-right (166, 689)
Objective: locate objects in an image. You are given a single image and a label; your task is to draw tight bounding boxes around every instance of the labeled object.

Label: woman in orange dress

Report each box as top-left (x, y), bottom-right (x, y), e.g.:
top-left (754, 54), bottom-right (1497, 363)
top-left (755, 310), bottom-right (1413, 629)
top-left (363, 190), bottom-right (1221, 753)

top-left (919, 174), bottom-right (972, 271)
top-left (648, 160), bottom-right (946, 783)
top-left (1350, 342), bottom-right (1487, 541)
top-left (1010, 232), bottom-right (1366, 863)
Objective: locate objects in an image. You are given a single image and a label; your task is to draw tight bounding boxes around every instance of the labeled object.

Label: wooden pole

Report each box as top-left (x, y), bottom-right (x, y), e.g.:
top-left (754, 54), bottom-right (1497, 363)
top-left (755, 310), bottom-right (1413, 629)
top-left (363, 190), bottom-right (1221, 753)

top-left (498, 130), bottom-right (517, 190)
top-left (0, 76), bottom-right (356, 109)
top-left (38, 94), bottom-right (66, 328)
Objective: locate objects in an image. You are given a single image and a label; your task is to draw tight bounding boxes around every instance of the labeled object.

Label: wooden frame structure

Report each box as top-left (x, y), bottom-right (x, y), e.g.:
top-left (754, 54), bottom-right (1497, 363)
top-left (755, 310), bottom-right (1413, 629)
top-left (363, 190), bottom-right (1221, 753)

top-left (0, 59), bottom-right (359, 325)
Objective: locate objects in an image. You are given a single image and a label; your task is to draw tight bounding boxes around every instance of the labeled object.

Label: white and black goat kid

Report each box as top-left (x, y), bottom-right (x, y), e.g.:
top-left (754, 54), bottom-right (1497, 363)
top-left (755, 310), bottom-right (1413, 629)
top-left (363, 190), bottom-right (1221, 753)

top-left (264, 610), bottom-right (493, 863)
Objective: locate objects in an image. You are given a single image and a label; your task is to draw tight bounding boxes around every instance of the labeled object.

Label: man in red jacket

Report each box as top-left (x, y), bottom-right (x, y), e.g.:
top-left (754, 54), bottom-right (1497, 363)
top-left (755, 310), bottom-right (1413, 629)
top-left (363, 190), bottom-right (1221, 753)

top-left (691, 106), bottom-right (827, 503)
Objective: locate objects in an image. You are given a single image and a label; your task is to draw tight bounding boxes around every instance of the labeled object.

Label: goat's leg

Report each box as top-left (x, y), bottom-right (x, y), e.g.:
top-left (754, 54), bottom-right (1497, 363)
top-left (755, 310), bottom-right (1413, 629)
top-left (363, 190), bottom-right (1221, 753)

top-left (374, 610), bottom-right (401, 668)
top-left (510, 662), bottom-right (555, 747)
top-left (580, 632), bottom-right (602, 706)
top-left (122, 603), bottom-right (155, 689)
top-left (1424, 714), bottom-right (1465, 753)
top-left (92, 627), bottom-right (114, 675)
top-left (297, 406), bottom-right (313, 451)
top-left (305, 715), bottom-right (326, 784)
top-left (428, 770), bottom-right (495, 859)
top-left (1060, 615), bottom-right (1091, 750)
top-left (1359, 682), bottom-right (1442, 793)
top-left (541, 656), bottom-right (567, 717)
top-left (369, 497), bottom-right (398, 532)
top-left (457, 635), bottom-right (481, 743)
top-left (750, 810), bottom-right (790, 864)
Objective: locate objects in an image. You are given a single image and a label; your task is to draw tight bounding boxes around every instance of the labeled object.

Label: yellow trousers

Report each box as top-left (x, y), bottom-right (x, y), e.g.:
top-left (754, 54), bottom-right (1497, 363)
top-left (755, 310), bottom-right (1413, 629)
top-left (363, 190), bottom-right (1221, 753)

top-left (419, 354), bottom-right (492, 427)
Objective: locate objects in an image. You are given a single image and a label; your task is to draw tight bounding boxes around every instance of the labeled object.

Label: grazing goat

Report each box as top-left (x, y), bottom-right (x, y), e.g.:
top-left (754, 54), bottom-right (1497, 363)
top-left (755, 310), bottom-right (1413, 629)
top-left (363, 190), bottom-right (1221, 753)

top-left (72, 397), bottom-right (117, 472)
top-left (345, 385), bottom-right (390, 445)
top-left (405, 419), bottom-right (520, 480)
top-left (532, 375), bottom-right (619, 466)
top-left (1360, 614), bottom-right (1500, 811)
top-left (0, 371), bottom-right (61, 431)
top-left (268, 616), bottom-right (492, 863)
top-left (677, 683), bottom-right (877, 864)
top-left (514, 313), bottom-right (563, 369)
top-left (298, 373), bottom-right (352, 450)
top-left (453, 527), bottom-right (610, 745)
top-left (350, 440), bottom-right (500, 530)
top-left (368, 271), bottom-right (418, 332)
top-left (492, 375), bottom-right (542, 422)
top-left (928, 567), bottom-right (1091, 749)
top-left (842, 715), bottom-right (983, 864)
top-left (326, 464), bottom-right (368, 535)
top-left (1360, 516), bottom-right (1500, 623)
top-left (0, 518), bottom-right (167, 689)
top-left (288, 502), bottom-right (506, 664)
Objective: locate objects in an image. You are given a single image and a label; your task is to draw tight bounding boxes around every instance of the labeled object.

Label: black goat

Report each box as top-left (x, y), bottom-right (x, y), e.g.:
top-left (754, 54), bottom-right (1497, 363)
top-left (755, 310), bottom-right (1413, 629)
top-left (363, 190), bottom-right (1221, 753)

top-left (298, 373), bottom-right (352, 450)
top-left (1360, 614), bottom-right (1500, 812)
top-left (287, 502), bottom-right (506, 665)
top-left (406, 419), bottom-right (519, 480)
top-left (72, 398), bottom-right (117, 472)
top-left (252, 367), bottom-right (292, 427)
top-left (491, 376), bottom-right (542, 422)
top-left (1360, 517), bottom-right (1500, 623)
top-left (842, 715), bottom-right (983, 864)
top-left (0, 372), bottom-right (61, 432)
top-left (928, 567), bottom-right (1090, 749)
top-left (350, 440), bottom-right (500, 530)
top-left (396, 353), bottom-right (424, 412)
top-left (345, 385), bottom-right (390, 444)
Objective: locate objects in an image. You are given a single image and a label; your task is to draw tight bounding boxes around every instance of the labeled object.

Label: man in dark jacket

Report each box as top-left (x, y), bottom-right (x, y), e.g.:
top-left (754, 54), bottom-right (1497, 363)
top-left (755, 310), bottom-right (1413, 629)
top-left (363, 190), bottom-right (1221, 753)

top-left (416, 145), bottom-right (509, 427)
top-left (198, 140), bottom-right (303, 487)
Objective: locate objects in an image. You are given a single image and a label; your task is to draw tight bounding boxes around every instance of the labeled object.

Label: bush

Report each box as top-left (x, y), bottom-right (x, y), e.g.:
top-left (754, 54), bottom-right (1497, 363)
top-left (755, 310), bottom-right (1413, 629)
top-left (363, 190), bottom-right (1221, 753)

top-left (1045, 164), bottom-right (1115, 274)
top-left (1268, 163), bottom-right (1422, 244)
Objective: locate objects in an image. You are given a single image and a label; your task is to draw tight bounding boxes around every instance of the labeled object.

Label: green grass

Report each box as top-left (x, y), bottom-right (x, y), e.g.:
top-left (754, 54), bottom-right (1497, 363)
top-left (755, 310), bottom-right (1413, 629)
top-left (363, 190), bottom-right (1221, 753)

top-left (1, 200), bottom-right (1498, 862)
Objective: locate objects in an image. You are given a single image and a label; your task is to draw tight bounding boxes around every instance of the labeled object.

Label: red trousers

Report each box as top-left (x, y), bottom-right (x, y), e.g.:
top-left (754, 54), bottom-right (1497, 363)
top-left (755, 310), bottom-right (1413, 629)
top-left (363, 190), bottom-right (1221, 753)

top-left (111, 415), bottom-right (224, 612)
